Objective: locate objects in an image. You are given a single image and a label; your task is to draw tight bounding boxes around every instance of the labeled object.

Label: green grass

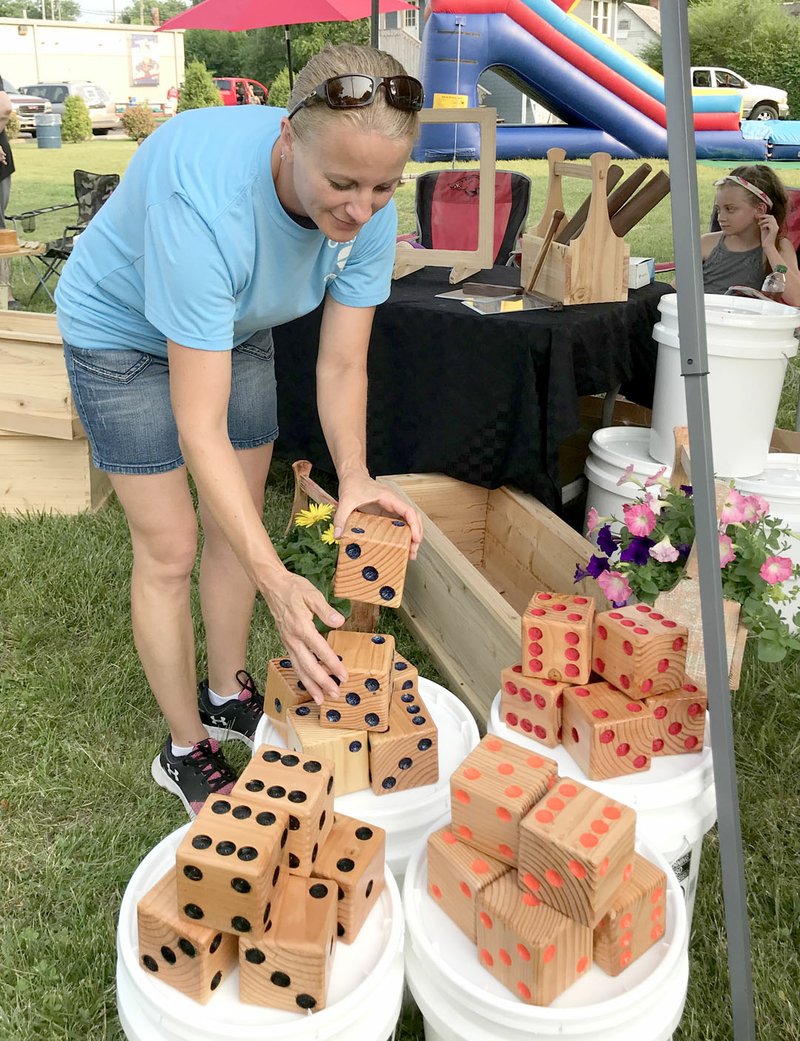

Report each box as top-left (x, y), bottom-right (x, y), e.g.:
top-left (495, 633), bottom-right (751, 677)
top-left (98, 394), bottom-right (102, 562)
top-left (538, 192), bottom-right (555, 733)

top-left (1, 144), bottom-right (800, 1041)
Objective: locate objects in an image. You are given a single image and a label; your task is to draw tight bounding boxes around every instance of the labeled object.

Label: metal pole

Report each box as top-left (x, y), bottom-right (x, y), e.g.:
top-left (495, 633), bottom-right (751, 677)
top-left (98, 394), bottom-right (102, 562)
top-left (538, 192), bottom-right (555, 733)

top-left (285, 27), bottom-right (294, 93)
top-left (371, 0), bottom-right (379, 48)
top-left (660, 3), bottom-right (756, 1039)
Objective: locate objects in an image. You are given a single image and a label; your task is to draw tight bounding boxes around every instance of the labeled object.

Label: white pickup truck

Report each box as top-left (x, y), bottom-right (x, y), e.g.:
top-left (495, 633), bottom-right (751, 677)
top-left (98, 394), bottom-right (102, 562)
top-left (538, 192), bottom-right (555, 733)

top-left (691, 67), bottom-right (789, 121)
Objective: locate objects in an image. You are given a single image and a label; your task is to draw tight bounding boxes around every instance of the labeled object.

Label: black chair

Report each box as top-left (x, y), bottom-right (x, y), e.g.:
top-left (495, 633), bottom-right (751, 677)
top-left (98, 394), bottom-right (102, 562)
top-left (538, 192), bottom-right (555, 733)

top-left (413, 169), bottom-right (532, 266)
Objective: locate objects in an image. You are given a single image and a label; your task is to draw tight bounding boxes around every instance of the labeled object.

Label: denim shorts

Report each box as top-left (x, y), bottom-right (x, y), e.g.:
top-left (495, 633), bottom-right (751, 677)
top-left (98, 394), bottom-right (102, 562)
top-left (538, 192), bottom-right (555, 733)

top-left (63, 331), bottom-right (279, 474)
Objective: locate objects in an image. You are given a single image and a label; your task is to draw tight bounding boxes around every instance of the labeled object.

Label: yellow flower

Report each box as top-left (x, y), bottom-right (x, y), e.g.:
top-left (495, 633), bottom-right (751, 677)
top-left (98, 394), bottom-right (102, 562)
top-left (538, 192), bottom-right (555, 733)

top-left (320, 523), bottom-right (339, 546)
top-left (294, 502), bottom-right (334, 528)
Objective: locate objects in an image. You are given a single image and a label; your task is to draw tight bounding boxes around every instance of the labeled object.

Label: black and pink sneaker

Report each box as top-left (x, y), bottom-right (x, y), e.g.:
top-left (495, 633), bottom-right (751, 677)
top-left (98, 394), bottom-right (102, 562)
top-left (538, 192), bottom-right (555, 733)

top-left (198, 670), bottom-right (264, 749)
top-left (151, 737), bottom-right (237, 817)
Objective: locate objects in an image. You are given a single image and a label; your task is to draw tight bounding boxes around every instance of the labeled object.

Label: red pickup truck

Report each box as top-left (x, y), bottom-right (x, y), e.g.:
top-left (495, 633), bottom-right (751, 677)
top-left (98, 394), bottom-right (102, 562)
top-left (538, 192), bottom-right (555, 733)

top-left (213, 77), bottom-right (269, 106)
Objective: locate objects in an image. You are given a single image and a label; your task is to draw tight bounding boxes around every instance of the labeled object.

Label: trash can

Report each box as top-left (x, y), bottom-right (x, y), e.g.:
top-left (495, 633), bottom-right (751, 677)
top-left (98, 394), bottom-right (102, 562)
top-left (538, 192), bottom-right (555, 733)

top-left (35, 113), bottom-right (62, 149)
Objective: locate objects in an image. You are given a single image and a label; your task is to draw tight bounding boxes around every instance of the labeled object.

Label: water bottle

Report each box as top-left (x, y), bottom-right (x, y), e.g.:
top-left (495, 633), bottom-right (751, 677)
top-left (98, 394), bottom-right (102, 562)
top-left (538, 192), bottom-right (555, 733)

top-left (761, 263), bottom-right (788, 300)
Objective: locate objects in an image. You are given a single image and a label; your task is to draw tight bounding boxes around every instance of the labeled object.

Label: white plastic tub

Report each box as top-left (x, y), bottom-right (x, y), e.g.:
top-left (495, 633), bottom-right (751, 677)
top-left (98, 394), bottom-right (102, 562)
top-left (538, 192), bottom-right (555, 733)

top-left (116, 824), bottom-right (405, 1041)
top-left (403, 830), bottom-right (688, 1041)
top-left (254, 677), bottom-right (480, 888)
top-left (488, 693), bottom-right (715, 928)
top-left (650, 294), bottom-right (800, 478)
top-left (583, 426), bottom-right (671, 538)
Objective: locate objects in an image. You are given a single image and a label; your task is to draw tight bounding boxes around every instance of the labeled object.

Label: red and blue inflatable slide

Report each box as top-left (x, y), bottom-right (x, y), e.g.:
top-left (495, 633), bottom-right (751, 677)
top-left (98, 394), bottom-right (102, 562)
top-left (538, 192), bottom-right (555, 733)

top-left (416, 0), bottom-right (767, 160)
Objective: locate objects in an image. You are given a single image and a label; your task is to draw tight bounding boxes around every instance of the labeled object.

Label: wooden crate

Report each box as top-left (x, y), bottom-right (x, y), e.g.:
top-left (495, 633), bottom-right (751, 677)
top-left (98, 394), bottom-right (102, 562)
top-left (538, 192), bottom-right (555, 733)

top-left (0, 429), bottom-right (112, 514)
top-left (0, 311), bottom-right (82, 440)
top-left (375, 474), bottom-right (607, 722)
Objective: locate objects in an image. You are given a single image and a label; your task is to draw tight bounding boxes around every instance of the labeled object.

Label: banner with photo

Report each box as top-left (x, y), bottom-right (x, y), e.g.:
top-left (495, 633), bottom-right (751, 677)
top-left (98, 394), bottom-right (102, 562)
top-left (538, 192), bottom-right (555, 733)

top-left (131, 34), bottom-right (160, 87)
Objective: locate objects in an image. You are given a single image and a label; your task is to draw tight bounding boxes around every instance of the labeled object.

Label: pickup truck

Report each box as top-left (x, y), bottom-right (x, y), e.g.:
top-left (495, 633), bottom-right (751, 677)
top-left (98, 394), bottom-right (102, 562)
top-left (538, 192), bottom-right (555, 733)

top-left (691, 67), bottom-right (789, 121)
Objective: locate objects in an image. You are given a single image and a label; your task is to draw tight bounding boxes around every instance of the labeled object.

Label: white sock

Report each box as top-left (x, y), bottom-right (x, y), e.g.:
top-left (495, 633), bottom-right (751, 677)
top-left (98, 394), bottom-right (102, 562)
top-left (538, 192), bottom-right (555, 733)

top-left (170, 741), bottom-right (196, 758)
top-left (207, 685), bottom-right (243, 707)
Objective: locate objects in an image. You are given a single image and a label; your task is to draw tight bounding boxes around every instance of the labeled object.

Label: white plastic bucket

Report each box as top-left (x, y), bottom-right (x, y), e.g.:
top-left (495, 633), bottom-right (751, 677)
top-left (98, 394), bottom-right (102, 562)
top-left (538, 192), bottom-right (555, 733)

top-left (583, 427), bottom-right (672, 539)
top-left (254, 677), bottom-right (480, 889)
top-left (403, 830), bottom-right (688, 1041)
top-left (650, 294), bottom-right (800, 478)
top-left (116, 824), bottom-right (405, 1041)
top-left (488, 694), bottom-right (715, 928)
top-left (734, 453), bottom-right (800, 631)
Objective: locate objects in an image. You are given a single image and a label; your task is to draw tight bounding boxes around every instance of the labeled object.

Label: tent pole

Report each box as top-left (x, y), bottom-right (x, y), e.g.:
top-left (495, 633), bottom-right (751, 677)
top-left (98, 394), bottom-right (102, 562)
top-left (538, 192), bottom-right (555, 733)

top-left (371, 0), bottom-right (379, 47)
top-left (660, 3), bottom-right (756, 1039)
top-left (285, 25), bottom-right (294, 92)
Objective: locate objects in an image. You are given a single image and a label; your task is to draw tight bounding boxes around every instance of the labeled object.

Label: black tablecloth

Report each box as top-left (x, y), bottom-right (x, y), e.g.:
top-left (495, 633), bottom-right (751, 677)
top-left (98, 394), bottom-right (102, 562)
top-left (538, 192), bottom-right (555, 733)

top-left (273, 265), bottom-right (674, 512)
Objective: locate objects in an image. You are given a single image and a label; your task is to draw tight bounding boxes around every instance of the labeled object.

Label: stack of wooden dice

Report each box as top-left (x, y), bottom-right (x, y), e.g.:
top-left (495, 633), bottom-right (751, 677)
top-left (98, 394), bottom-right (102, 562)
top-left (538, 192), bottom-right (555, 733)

top-left (427, 733), bottom-right (668, 1003)
top-left (266, 631), bottom-right (439, 797)
top-left (137, 745), bottom-right (387, 1011)
top-left (500, 593), bottom-right (707, 780)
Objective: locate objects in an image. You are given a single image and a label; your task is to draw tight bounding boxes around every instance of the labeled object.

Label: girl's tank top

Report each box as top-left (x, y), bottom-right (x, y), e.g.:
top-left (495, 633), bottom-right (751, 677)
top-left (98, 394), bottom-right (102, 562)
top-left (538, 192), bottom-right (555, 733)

top-left (702, 237), bottom-right (765, 294)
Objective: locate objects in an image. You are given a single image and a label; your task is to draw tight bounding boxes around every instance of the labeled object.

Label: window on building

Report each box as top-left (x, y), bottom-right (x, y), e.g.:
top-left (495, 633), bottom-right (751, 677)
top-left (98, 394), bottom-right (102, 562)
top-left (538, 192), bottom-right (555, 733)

top-left (403, 4), bottom-right (418, 28)
top-left (592, 0), bottom-right (612, 37)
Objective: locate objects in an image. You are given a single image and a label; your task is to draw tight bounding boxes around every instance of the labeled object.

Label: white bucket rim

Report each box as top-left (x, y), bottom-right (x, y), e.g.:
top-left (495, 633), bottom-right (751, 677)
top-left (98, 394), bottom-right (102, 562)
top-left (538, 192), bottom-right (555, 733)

top-left (653, 323), bottom-right (798, 360)
top-left (116, 824), bottom-right (404, 1040)
top-left (588, 427), bottom-right (667, 474)
top-left (734, 453), bottom-right (800, 496)
top-left (402, 825), bottom-right (688, 1028)
top-left (659, 292), bottom-right (800, 325)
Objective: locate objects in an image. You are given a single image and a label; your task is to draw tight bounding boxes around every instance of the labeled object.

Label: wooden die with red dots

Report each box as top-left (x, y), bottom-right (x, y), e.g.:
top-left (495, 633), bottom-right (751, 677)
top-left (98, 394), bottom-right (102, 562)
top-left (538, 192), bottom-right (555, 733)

top-left (593, 853), bottom-right (668, 976)
top-left (522, 592), bottom-right (594, 684)
top-left (500, 664), bottom-right (563, 748)
top-left (450, 735), bottom-right (558, 866)
top-left (475, 870), bottom-right (593, 1005)
top-left (232, 746), bottom-right (334, 877)
top-left (427, 825), bottom-right (511, 942)
top-left (561, 682), bottom-right (655, 780)
top-left (311, 813), bottom-right (386, 944)
top-left (333, 510), bottom-right (412, 607)
top-left (592, 605), bottom-right (688, 699)
top-left (645, 681), bottom-right (707, 756)
top-left (518, 778), bottom-right (636, 927)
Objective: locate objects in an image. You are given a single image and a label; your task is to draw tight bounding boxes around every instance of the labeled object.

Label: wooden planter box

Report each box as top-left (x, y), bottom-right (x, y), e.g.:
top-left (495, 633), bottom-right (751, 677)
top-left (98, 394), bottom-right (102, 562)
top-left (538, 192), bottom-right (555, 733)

top-left (0, 429), bottom-right (112, 514)
top-left (0, 311), bottom-right (82, 440)
top-left (376, 473), bottom-right (607, 722)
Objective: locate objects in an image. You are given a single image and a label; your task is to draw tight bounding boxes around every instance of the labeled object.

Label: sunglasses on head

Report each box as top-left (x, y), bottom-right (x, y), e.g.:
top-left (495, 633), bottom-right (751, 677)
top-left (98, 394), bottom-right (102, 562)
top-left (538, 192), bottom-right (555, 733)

top-left (287, 74), bottom-right (424, 121)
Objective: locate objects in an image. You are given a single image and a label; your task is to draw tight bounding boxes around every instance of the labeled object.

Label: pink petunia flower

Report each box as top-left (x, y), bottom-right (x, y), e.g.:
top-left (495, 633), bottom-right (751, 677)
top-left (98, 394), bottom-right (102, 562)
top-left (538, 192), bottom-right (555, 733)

top-left (586, 507), bottom-right (605, 533)
top-left (623, 503), bottom-right (657, 537)
top-left (649, 536), bottom-right (680, 563)
top-left (742, 494), bottom-right (769, 522)
top-left (644, 466), bottom-right (668, 488)
top-left (720, 487), bottom-right (747, 526)
top-left (616, 464), bottom-right (636, 487)
top-left (597, 569), bottom-right (633, 605)
top-left (719, 533), bottom-right (736, 567)
top-left (760, 555), bottom-right (793, 585)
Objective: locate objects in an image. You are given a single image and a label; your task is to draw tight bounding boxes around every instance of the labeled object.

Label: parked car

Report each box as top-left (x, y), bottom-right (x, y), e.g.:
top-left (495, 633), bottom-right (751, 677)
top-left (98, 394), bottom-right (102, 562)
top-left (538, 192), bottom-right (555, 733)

top-left (0, 78), bottom-right (51, 133)
top-left (691, 67), bottom-right (789, 121)
top-left (213, 77), bottom-right (269, 106)
top-left (18, 81), bottom-right (120, 133)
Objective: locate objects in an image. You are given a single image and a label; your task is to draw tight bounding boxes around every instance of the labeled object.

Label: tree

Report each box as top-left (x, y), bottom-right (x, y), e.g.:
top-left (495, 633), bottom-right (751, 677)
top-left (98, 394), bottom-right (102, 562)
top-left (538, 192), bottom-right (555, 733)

top-left (0, 0), bottom-right (80, 17)
top-left (184, 29), bottom-right (247, 76)
top-left (61, 93), bottom-right (92, 142)
top-left (118, 0), bottom-right (187, 24)
top-left (177, 59), bottom-right (223, 111)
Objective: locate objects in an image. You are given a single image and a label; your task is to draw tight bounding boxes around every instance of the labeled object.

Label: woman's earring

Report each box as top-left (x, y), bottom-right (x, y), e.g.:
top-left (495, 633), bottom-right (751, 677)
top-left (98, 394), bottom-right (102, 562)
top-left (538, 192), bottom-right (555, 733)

top-left (280, 152), bottom-right (286, 160)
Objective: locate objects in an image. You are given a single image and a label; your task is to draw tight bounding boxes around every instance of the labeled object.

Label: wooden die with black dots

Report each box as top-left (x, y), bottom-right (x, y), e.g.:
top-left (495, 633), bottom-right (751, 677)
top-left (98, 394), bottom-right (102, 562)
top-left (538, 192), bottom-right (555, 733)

top-left (333, 510), bottom-right (412, 607)
top-left (311, 813), bottom-right (386, 944)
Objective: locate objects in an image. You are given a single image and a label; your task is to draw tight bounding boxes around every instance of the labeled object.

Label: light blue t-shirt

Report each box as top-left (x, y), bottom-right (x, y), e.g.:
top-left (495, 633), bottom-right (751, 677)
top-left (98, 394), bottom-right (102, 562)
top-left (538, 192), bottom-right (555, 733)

top-left (55, 106), bottom-right (398, 357)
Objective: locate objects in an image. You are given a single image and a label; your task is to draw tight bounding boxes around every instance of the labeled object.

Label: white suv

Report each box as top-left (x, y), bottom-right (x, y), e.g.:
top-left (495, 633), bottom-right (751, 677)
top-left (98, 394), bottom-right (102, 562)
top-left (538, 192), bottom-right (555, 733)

top-left (691, 67), bottom-right (789, 121)
top-left (18, 81), bottom-right (120, 133)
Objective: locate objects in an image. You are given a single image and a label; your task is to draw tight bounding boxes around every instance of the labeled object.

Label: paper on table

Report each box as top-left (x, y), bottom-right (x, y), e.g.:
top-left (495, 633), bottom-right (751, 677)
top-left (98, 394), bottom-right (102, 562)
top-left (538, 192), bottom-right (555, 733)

top-left (436, 288), bottom-right (554, 315)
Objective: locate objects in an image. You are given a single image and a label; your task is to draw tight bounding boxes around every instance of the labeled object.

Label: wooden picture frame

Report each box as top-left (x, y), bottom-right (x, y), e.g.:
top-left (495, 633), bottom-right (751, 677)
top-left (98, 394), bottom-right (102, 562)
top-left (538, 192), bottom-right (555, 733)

top-left (393, 107), bottom-right (498, 284)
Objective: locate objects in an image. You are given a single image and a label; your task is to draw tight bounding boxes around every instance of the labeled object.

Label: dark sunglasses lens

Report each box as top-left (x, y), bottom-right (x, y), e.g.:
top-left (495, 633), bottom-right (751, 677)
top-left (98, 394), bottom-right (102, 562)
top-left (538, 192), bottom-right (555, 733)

top-left (387, 77), bottom-right (424, 109)
top-left (327, 75), bottom-right (375, 107)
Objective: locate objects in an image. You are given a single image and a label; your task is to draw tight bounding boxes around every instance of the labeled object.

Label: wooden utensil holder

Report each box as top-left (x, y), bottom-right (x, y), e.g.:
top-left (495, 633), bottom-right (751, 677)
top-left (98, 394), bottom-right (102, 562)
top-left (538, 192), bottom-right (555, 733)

top-left (520, 149), bottom-right (629, 306)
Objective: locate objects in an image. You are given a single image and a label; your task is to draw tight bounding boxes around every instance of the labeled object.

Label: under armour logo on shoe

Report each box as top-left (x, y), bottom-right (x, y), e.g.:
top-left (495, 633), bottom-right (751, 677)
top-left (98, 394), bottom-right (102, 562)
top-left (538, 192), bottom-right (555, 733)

top-left (167, 763), bottom-right (180, 782)
top-left (209, 714), bottom-right (229, 727)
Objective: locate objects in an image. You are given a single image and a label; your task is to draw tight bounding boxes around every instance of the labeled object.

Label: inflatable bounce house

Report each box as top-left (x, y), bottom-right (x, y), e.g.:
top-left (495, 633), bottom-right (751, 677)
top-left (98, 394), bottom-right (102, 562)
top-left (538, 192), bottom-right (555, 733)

top-left (415, 0), bottom-right (774, 161)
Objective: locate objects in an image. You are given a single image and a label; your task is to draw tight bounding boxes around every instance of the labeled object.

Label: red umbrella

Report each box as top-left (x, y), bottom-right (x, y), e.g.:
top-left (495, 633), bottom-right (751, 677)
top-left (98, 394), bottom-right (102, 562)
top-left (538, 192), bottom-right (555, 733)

top-left (160, 0), bottom-right (416, 90)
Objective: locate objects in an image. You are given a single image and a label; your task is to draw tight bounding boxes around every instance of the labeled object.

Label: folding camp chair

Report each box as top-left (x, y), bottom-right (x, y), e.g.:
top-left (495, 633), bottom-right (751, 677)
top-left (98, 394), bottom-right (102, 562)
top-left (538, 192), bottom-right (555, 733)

top-left (413, 169), bottom-right (532, 266)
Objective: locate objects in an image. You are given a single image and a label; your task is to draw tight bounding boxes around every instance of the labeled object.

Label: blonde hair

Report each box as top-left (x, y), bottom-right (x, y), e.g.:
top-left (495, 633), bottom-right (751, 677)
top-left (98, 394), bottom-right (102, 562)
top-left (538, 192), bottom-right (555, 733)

top-left (287, 44), bottom-right (419, 145)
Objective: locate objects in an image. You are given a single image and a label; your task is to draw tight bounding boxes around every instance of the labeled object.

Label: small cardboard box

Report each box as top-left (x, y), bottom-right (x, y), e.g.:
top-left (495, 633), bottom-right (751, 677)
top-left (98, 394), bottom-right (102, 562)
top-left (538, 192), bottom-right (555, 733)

top-left (770, 427), bottom-right (800, 454)
top-left (629, 257), bottom-right (656, 290)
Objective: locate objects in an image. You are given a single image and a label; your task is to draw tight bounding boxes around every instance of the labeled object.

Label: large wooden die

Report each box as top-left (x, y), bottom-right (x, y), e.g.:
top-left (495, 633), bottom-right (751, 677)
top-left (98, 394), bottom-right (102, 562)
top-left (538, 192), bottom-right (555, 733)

top-left (500, 663), bottom-right (563, 748)
top-left (391, 652), bottom-right (419, 697)
top-left (239, 875), bottom-right (338, 1012)
top-left (561, 682), bottom-right (654, 780)
top-left (593, 605), bottom-right (688, 699)
top-left (518, 778), bottom-right (636, 927)
top-left (333, 509), bottom-right (412, 607)
top-left (594, 853), bottom-right (668, 976)
top-left (233, 746), bottom-right (334, 876)
top-left (264, 657), bottom-right (312, 737)
top-left (645, 680), bottom-right (707, 755)
top-left (427, 825), bottom-right (511, 942)
top-left (311, 813), bottom-right (386, 944)
top-left (138, 867), bottom-right (239, 1004)
top-left (476, 870), bottom-right (593, 1006)
top-left (287, 702), bottom-right (369, 796)
top-left (368, 685), bottom-right (438, 795)
top-left (321, 630), bottom-right (394, 733)
top-left (175, 793), bottom-right (289, 938)
top-left (450, 735), bottom-right (558, 865)
top-left (522, 592), bottom-right (595, 684)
